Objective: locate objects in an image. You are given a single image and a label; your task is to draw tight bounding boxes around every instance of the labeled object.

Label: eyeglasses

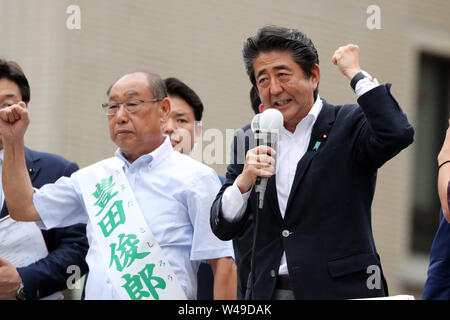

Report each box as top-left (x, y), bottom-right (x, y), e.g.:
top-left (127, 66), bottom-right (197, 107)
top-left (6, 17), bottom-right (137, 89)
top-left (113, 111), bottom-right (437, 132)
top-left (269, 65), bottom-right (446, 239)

top-left (101, 98), bottom-right (163, 116)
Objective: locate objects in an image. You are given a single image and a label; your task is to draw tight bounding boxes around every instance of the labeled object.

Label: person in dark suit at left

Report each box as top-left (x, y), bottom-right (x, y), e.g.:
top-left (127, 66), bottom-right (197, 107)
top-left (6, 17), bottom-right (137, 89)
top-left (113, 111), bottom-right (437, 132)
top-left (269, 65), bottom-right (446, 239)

top-left (0, 59), bottom-right (89, 300)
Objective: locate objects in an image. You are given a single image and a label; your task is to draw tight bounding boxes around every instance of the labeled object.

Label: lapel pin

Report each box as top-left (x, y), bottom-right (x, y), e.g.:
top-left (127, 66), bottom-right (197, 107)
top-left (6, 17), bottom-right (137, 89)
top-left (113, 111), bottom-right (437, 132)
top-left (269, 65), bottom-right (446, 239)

top-left (29, 168), bottom-right (34, 174)
top-left (313, 141), bottom-right (321, 151)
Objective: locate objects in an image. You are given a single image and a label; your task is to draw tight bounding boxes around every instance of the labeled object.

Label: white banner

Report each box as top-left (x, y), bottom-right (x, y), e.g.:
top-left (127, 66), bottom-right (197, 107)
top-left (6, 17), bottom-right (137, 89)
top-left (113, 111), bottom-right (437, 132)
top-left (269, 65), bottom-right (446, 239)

top-left (75, 157), bottom-right (186, 300)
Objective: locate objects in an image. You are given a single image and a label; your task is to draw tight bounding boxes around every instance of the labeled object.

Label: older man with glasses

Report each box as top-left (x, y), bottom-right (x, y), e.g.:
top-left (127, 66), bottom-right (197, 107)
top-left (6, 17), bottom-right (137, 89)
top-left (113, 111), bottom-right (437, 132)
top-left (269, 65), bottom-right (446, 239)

top-left (0, 70), bottom-right (236, 300)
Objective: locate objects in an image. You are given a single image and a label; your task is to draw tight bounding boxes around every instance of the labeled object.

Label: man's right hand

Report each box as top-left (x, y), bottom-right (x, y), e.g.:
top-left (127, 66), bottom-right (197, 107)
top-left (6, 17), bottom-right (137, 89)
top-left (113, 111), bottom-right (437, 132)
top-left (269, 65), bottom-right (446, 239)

top-left (0, 102), bottom-right (29, 144)
top-left (236, 145), bottom-right (276, 194)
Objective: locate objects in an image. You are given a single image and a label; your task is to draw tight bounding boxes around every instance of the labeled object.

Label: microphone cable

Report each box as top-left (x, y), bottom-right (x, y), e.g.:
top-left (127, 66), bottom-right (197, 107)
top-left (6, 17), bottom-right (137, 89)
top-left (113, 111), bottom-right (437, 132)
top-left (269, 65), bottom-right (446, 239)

top-left (250, 187), bottom-right (262, 300)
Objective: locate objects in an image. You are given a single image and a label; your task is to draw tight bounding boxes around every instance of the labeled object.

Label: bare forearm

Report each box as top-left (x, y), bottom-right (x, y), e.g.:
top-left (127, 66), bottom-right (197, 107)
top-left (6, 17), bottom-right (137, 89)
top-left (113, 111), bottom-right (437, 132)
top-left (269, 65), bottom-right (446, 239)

top-left (3, 139), bottom-right (40, 221)
top-left (210, 257), bottom-right (237, 300)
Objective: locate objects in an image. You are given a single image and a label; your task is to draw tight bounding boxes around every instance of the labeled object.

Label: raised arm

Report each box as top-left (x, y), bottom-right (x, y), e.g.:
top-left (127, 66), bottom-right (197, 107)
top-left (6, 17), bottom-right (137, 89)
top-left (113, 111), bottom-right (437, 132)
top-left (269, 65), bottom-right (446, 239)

top-left (438, 119), bottom-right (450, 222)
top-left (0, 103), bottom-right (40, 221)
top-left (333, 44), bottom-right (414, 168)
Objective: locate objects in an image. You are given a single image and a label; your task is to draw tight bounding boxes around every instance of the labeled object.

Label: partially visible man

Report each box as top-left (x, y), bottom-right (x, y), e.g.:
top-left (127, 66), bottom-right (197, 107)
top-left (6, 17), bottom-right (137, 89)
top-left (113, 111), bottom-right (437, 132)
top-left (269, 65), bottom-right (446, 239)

top-left (163, 77), bottom-right (203, 156)
top-left (422, 119), bottom-right (450, 299)
top-left (437, 119), bottom-right (450, 223)
top-left (163, 77), bottom-right (237, 299)
top-left (0, 59), bottom-right (89, 300)
top-left (0, 70), bottom-right (235, 300)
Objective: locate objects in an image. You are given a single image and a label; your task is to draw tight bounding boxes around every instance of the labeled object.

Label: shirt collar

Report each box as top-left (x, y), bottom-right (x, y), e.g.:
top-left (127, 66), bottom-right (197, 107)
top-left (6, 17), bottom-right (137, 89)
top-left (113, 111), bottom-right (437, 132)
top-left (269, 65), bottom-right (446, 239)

top-left (114, 135), bottom-right (172, 169)
top-left (309, 95), bottom-right (323, 121)
top-left (281, 95), bottom-right (323, 136)
top-left (0, 149), bottom-right (3, 162)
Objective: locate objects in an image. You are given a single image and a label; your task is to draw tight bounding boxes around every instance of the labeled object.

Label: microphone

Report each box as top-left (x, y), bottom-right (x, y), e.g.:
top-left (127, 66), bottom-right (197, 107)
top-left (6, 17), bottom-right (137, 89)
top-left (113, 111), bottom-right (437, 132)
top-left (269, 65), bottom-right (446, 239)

top-left (251, 108), bottom-right (284, 208)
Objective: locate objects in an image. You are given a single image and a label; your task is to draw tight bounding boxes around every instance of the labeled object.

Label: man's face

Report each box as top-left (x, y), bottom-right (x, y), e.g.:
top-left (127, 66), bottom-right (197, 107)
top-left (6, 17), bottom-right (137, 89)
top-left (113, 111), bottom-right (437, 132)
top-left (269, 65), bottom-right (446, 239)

top-left (163, 96), bottom-right (200, 154)
top-left (107, 72), bottom-right (169, 162)
top-left (253, 50), bottom-right (319, 132)
top-left (0, 78), bottom-right (27, 149)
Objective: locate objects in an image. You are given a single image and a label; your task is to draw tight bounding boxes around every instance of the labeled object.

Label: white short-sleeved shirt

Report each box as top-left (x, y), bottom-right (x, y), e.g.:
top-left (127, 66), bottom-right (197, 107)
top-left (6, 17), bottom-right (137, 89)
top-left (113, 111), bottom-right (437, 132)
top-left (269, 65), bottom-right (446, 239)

top-left (34, 137), bottom-right (234, 300)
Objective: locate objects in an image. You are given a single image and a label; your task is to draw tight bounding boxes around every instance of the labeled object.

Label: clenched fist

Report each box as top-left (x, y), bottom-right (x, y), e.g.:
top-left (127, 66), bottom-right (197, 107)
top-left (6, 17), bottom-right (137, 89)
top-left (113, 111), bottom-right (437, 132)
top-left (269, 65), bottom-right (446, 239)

top-left (332, 44), bottom-right (361, 79)
top-left (0, 258), bottom-right (22, 300)
top-left (0, 102), bottom-right (29, 146)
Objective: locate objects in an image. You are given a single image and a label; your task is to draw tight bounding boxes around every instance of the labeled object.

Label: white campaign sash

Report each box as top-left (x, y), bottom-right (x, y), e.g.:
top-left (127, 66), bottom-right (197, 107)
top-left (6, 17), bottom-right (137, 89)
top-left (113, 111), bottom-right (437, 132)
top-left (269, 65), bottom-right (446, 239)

top-left (75, 157), bottom-right (187, 300)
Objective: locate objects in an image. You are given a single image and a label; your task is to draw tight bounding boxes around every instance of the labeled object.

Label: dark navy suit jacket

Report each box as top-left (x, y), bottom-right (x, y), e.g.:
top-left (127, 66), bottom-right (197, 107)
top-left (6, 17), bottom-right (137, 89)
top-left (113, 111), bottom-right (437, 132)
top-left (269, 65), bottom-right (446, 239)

top-left (422, 209), bottom-right (450, 299)
top-left (211, 84), bottom-right (414, 299)
top-left (0, 147), bottom-right (89, 299)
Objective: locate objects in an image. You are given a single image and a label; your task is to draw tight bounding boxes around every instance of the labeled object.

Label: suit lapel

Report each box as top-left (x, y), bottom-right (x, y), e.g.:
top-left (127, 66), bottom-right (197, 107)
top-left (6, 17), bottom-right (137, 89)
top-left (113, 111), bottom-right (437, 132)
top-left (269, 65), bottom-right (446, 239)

top-left (24, 147), bottom-right (41, 183)
top-left (285, 100), bottom-right (336, 214)
top-left (0, 148), bottom-right (41, 218)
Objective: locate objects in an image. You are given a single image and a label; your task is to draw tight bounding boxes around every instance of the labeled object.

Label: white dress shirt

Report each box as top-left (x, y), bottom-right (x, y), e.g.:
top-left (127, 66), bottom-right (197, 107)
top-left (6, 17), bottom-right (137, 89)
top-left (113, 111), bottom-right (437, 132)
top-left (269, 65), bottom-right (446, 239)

top-left (34, 137), bottom-right (234, 299)
top-left (222, 77), bottom-right (379, 276)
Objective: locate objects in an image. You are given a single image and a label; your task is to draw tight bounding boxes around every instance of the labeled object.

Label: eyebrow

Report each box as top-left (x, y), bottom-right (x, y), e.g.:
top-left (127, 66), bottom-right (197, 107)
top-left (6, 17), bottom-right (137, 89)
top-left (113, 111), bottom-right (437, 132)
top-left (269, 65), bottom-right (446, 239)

top-left (124, 91), bottom-right (140, 97)
top-left (0, 94), bottom-right (19, 100)
top-left (108, 91), bottom-right (140, 101)
top-left (255, 64), bottom-right (291, 79)
top-left (170, 112), bottom-right (189, 117)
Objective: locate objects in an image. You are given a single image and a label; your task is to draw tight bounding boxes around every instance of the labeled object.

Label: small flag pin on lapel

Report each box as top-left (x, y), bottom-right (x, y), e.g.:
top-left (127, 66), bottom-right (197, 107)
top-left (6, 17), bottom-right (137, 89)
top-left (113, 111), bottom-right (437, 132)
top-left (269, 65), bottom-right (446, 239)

top-left (313, 141), bottom-right (321, 151)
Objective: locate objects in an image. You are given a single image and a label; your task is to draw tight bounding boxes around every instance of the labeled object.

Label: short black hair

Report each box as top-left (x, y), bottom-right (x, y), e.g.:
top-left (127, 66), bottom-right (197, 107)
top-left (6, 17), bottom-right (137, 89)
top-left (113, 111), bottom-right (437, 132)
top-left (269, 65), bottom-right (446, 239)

top-left (164, 77), bottom-right (203, 121)
top-left (249, 86), bottom-right (261, 114)
top-left (106, 70), bottom-right (167, 100)
top-left (242, 25), bottom-right (319, 100)
top-left (0, 59), bottom-right (30, 102)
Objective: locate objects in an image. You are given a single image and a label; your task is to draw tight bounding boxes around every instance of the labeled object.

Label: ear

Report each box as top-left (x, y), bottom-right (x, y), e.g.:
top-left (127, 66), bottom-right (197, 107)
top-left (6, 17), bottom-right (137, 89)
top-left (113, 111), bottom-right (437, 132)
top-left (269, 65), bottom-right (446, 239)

top-left (309, 64), bottom-right (320, 91)
top-left (258, 103), bottom-right (266, 114)
top-left (159, 97), bottom-right (171, 123)
top-left (194, 121), bottom-right (202, 142)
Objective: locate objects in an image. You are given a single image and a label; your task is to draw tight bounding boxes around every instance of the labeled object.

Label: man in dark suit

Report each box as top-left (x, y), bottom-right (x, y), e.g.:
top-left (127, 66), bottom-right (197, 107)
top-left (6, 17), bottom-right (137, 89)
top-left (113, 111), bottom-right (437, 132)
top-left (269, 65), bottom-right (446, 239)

top-left (0, 59), bottom-right (89, 300)
top-left (211, 25), bottom-right (414, 300)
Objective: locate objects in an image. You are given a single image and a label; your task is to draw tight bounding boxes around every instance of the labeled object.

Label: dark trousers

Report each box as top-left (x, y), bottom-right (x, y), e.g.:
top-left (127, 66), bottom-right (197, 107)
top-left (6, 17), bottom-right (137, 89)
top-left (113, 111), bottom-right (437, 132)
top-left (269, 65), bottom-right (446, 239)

top-left (197, 262), bottom-right (214, 300)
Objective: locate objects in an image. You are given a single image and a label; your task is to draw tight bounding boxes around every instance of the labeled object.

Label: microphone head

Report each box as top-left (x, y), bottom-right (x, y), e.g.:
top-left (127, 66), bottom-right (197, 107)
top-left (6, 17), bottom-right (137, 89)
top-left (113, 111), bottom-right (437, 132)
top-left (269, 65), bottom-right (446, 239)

top-left (259, 108), bottom-right (284, 131)
top-left (251, 113), bottom-right (261, 132)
